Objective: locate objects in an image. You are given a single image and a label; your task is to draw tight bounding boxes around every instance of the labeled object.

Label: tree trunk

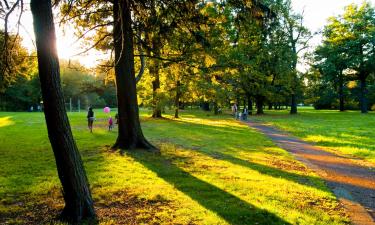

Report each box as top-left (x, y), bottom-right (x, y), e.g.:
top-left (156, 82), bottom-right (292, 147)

top-left (148, 1), bottom-right (162, 118)
top-left (256, 96), bottom-right (264, 115)
top-left (268, 103), bottom-right (272, 110)
top-left (213, 101), bottom-right (219, 115)
top-left (151, 62), bottom-right (162, 118)
top-left (290, 94), bottom-right (297, 114)
top-left (30, 1), bottom-right (96, 223)
top-left (247, 97), bottom-right (253, 112)
top-left (360, 76), bottom-right (368, 114)
top-left (112, 0), bottom-right (156, 150)
top-left (174, 80), bottom-right (181, 118)
top-left (202, 101), bottom-right (210, 111)
top-left (338, 72), bottom-right (345, 112)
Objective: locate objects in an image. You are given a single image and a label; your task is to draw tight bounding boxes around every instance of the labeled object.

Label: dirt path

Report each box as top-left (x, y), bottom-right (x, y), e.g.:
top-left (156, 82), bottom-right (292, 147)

top-left (247, 121), bottom-right (375, 225)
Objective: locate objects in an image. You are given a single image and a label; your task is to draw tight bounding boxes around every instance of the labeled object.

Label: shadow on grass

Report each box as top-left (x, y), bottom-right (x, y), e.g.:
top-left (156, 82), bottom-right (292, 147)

top-left (201, 151), bottom-right (328, 192)
top-left (128, 150), bottom-right (291, 225)
top-left (145, 118), bottom-right (330, 192)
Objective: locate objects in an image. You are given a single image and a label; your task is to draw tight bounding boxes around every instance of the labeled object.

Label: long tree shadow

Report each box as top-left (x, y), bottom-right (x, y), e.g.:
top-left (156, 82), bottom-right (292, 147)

top-left (145, 119), bottom-right (330, 192)
top-left (128, 151), bottom-right (291, 225)
top-left (198, 150), bottom-right (329, 192)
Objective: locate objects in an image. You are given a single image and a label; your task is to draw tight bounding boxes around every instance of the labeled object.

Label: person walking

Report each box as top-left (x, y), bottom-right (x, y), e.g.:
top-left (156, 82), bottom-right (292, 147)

top-left (87, 107), bottom-right (94, 133)
top-left (108, 116), bottom-right (113, 131)
top-left (242, 107), bottom-right (248, 121)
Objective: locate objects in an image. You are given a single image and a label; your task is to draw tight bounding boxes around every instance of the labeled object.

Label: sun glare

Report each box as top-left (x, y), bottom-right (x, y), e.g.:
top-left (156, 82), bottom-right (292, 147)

top-left (56, 38), bottom-right (75, 60)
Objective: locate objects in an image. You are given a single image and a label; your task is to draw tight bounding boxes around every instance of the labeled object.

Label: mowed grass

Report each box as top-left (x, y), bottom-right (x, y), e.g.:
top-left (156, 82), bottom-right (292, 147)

top-left (0, 109), bottom-right (349, 224)
top-left (251, 107), bottom-right (375, 164)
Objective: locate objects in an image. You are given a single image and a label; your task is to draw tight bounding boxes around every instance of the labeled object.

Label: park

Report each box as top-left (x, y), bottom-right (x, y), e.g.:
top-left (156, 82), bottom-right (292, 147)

top-left (0, 0), bottom-right (375, 224)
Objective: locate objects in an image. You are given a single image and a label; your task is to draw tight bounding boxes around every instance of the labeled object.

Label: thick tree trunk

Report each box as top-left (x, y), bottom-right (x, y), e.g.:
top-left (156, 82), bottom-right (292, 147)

top-left (338, 72), bottom-right (345, 112)
top-left (174, 80), bottom-right (181, 118)
top-left (256, 96), bottom-right (264, 115)
top-left (30, 1), bottom-right (96, 223)
top-left (290, 94), bottom-right (297, 114)
top-left (112, 0), bottom-right (156, 150)
top-left (268, 103), bottom-right (273, 110)
top-left (360, 76), bottom-right (368, 114)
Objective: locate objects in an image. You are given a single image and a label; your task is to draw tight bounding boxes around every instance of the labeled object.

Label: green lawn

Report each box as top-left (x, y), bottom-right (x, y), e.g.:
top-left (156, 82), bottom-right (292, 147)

top-left (0, 109), bottom-right (348, 224)
top-left (251, 107), bottom-right (375, 164)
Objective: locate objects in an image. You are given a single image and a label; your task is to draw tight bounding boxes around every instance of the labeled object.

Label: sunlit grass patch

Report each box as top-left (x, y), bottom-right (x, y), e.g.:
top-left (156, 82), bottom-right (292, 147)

top-left (0, 116), bottom-right (15, 128)
top-left (252, 108), bottom-right (375, 164)
top-left (0, 110), bottom-right (349, 224)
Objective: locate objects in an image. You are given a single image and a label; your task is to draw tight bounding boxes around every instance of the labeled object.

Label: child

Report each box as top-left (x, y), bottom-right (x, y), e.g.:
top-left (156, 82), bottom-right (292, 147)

top-left (108, 116), bottom-right (113, 131)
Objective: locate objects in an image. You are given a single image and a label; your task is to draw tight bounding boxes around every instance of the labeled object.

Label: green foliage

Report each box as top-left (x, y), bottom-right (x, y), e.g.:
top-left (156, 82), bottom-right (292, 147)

top-left (0, 31), bottom-right (39, 111)
top-left (312, 1), bottom-right (375, 110)
top-left (0, 75), bottom-right (41, 111)
top-left (60, 60), bottom-right (117, 109)
top-left (59, 0), bottom-right (309, 113)
top-left (0, 31), bottom-right (36, 92)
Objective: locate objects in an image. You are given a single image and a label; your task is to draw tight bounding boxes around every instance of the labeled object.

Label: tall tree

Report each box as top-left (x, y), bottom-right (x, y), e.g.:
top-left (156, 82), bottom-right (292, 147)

top-left (282, 0), bottom-right (311, 114)
top-left (112, 0), bottom-right (156, 150)
top-left (317, 2), bottom-right (375, 113)
top-left (315, 43), bottom-right (349, 111)
top-left (60, 0), bottom-right (156, 150)
top-left (30, 0), bottom-right (96, 222)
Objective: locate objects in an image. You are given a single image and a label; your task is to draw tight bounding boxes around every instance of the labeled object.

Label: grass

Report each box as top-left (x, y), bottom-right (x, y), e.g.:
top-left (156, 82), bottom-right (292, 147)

top-left (0, 109), bottom-right (349, 224)
top-left (251, 107), bottom-right (375, 164)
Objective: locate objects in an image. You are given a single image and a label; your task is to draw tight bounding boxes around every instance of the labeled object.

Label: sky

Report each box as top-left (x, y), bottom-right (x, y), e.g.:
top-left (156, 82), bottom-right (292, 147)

top-left (291, 0), bottom-right (373, 46)
top-left (7, 0), bottom-right (375, 68)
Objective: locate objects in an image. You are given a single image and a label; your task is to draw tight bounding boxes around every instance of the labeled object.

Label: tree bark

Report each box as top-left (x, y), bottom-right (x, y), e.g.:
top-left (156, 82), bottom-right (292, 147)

top-left (360, 76), bottom-right (368, 114)
top-left (151, 60), bottom-right (162, 118)
top-left (247, 96), bottom-right (253, 112)
top-left (256, 96), bottom-right (264, 115)
top-left (290, 94), bottom-right (297, 114)
top-left (174, 80), bottom-right (181, 118)
top-left (30, 1), bottom-right (96, 223)
top-left (338, 71), bottom-right (345, 112)
top-left (112, 0), bottom-right (156, 150)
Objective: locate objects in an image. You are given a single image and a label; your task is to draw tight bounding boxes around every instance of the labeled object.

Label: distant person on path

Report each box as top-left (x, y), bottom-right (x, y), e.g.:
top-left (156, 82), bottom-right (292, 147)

top-left (108, 116), bottom-right (113, 131)
top-left (87, 107), bottom-right (94, 133)
top-left (242, 107), bottom-right (248, 121)
top-left (232, 103), bottom-right (238, 117)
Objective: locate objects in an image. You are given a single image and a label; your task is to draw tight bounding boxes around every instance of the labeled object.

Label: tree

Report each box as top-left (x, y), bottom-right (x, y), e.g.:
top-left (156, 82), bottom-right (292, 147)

top-left (0, 32), bottom-right (34, 92)
top-left (319, 2), bottom-right (375, 113)
top-left (314, 43), bottom-right (349, 111)
top-left (0, 31), bottom-right (40, 111)
top-left (30, 0), bottom-right (96, 222)
top-left (282, 0), bottom-right (311, 114)
top-left (112, 0), bottom-right (156, 150)
top-left (60, 0), bottom-right (156, 150)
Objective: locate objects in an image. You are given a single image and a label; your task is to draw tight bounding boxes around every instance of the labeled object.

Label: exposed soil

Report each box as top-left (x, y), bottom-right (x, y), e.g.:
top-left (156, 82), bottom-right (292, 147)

top-left (248, 121), bottom-right (375, 225)
top-left (0, 190), bottom-right (174, 225)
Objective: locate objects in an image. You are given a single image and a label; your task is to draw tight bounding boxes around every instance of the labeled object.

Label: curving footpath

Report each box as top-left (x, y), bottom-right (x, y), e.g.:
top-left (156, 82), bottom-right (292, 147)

top-left (247, 121), bottom-right (375, 225)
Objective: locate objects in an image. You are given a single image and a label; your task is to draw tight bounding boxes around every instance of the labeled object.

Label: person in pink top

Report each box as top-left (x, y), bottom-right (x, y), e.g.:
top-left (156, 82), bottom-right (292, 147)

top-left (108, 116), bottom-right (113, 131)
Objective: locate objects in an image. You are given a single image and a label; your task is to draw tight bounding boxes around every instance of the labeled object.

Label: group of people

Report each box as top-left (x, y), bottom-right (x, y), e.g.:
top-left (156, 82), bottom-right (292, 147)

top-left (232, 103), bottom-right (249, 121)
top-left (87, 107), bottom-right (117, 133)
